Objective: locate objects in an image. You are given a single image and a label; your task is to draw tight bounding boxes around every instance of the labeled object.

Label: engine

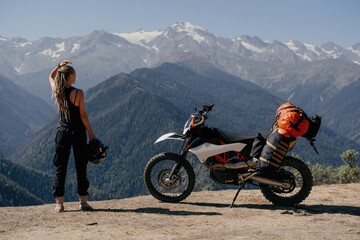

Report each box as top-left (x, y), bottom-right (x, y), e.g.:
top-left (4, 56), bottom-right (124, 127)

top-left (205, 152), bottom-right (252, 185)
top-left (210, 169), bottom-right (239, 185)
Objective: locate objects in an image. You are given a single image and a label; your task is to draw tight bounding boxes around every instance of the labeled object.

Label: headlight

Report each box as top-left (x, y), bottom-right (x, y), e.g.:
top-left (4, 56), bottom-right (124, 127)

top-left (183, 115), bottom-right (194, 134)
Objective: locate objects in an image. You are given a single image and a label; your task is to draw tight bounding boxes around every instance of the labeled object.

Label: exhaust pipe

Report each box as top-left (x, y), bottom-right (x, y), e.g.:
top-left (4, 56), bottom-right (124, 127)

top-left (250, 176), bottom-right (290, 188)
top-left (238, 173), bottom-right (291, 189)
top-left (205, 161), bottom-right (257, 170)
top-left (206, 162), bottom-right (291, 189)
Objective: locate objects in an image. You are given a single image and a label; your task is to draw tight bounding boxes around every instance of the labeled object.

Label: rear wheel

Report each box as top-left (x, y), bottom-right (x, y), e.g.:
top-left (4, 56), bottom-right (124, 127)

top-left (260, 156), bottom-right (313, 206)
top-left (144, 152), bottom-right (195, 202)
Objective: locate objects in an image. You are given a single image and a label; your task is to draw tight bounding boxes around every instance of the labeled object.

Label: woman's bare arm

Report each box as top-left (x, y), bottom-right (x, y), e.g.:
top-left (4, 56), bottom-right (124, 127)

top-left (78, 90), bottom-right (96, 140)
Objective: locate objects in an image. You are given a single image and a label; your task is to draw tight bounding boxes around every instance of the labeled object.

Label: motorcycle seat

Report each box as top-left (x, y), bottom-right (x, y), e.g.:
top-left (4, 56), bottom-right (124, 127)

top-left (217, 130), bottom-right (271, 144)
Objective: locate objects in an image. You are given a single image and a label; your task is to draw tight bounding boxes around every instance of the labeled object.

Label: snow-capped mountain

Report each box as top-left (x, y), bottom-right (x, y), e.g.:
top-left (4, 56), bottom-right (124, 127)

top-left (1, 22), bottom-right (359, 77)
top-left (0, 30), bottom-right (145, 76)
top-left (1, 22), bottom-right (360, 113)
top-left (115, 22), bottom-right (360, 64)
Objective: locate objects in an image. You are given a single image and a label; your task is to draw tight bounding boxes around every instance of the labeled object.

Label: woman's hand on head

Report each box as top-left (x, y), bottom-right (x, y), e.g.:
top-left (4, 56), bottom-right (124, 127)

top-left (50, 60), bottom-right (71, 89)
top-left (59, 60), bottom-right (72, 68)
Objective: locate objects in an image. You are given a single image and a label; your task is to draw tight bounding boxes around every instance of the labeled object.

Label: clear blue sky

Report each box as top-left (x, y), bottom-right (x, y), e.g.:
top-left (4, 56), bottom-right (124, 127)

top-left (0, 0), bottom-right (359, 47)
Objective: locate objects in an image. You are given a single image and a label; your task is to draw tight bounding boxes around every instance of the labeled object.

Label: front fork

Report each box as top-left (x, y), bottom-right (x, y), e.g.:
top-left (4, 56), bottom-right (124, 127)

top-left (165, 138), bottom-right (191, 183)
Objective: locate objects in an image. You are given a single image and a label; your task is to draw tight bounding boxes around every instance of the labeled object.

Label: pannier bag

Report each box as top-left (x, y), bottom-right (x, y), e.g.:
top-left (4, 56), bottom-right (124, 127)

top-left (259, 129), bottom-right (291, 169)
top-left (303, 115), bottom-right (321, 140)
top-left (250, 133), bottom-right (266, 159)
top-left (273, 103), bottom-right (309, 137)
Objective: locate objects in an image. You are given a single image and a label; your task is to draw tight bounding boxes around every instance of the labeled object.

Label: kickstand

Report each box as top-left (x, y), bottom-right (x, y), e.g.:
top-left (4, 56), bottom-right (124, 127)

top-left (229, 172), bottom-right (257, 208)
top-left (229, 183), bottom-right (245, 208)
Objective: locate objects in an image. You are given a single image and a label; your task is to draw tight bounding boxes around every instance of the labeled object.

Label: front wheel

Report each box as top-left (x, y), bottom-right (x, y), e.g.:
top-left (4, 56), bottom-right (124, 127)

top-left (144, 152), bottom-right (195, 202)
top-left (260, 156), bottom-right (313, 206)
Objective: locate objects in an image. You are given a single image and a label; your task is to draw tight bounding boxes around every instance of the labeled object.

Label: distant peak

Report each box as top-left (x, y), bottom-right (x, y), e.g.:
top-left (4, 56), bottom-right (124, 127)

top-left (91, 29), bottom-right (111, 35)
top-left (0, 36), bottom-right (9, 41)
top-left (286, 40), bottom-right (302, 44)
top-left (351, 42), bottom-right (360, 51)
top-left (170, 22), bottom-right (207, 32)
top-left (114, 28), bottom-right (163, 46)
top-left (321, 41), bottom-right (338, 48)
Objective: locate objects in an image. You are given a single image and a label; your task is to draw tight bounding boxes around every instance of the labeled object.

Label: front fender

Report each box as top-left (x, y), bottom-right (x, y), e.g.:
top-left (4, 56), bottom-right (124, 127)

top-left (154, 132), bottom-right (186, 144)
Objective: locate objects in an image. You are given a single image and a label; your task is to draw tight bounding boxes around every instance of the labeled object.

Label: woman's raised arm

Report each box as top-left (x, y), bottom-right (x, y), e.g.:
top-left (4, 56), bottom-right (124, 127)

top-left (49, 60), bottom-right (72, 92)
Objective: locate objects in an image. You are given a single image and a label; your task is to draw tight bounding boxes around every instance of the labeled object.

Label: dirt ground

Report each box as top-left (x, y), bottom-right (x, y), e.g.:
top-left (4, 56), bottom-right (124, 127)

top-left (1, 183), bottom-right (360, 240)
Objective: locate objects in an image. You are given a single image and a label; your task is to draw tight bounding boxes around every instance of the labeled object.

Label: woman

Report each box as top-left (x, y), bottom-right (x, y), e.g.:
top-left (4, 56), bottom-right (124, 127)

top-left (49, 60), bottom-right (96, 212)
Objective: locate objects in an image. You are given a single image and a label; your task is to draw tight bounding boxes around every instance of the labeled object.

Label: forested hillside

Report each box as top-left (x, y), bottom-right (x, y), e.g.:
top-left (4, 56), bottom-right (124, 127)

top-left (0, 158), bottom-right (52, 206)
top-left (0, 74), bottom-right (55, 157)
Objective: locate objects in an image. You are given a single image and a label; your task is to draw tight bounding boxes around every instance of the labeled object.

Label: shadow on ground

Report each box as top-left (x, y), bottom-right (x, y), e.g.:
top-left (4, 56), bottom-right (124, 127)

top-left (67, 207), bottom-right (222, 216)
top-left (180, 201), bottom-right (360, 217)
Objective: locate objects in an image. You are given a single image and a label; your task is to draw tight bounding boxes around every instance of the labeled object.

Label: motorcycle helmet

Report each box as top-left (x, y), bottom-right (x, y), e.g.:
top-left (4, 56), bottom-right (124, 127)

top-left (87, 139), bottom-right (108, 164)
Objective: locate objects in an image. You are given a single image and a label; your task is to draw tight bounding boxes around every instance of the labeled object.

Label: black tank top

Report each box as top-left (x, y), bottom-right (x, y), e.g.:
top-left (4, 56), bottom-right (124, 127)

top-left (57, 87), bottom-right (85, 130)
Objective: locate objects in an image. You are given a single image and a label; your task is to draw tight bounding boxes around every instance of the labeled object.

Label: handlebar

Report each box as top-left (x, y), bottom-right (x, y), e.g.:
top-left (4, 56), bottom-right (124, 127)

top-left (198, 104), bottom-right (214, 115)
top-left (191, 104), bottom-right (214, 128)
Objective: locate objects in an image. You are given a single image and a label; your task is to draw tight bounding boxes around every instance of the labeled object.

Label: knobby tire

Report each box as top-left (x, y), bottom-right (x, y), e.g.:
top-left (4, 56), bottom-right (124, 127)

top-left (144, 152), bottom-right (195, 203)
top-left (260, 156), bottom-right (313, 206)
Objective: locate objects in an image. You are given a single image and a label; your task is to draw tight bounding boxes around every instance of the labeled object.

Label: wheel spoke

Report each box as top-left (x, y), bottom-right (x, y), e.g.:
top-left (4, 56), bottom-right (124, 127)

top-left (150, 160), bottom-right (190, 197)
top-left (271, 166), bottom-right (303, 198)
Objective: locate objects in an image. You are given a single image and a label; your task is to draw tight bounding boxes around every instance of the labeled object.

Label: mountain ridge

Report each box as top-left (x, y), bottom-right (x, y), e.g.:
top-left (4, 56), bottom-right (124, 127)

top-left (1, 22), bottom-right (359, 79)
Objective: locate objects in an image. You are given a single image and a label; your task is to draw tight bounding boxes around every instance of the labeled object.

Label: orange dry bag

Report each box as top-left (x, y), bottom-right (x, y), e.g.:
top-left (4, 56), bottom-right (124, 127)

top-left (274, 103), bottom-right (309, 137)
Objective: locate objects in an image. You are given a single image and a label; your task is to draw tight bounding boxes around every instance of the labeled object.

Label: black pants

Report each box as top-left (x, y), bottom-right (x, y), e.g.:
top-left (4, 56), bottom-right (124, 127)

top-left (52, 128), bottom-right (89, 198)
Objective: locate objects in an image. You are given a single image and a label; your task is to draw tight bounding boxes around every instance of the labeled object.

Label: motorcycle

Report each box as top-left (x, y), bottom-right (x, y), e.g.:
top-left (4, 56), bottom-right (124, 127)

top-left (144, 104), bottom-right (313, 207)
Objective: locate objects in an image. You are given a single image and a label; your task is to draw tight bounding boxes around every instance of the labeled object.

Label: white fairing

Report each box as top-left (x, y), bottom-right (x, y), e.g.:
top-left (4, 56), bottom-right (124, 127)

top-left (154, 132), bottom-right (185, 144)
top-left (189, 142), bottom-right (247, 163)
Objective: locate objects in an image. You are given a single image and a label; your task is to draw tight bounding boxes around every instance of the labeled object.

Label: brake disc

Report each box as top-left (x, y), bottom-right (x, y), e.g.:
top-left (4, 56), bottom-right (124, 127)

top-left (157, 169), bottom-right (181, 190)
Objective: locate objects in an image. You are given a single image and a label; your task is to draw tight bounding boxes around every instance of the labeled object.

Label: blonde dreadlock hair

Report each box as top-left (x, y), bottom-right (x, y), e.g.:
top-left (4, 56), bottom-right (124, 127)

top-left (52, 65), bottom-right (75, 121)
